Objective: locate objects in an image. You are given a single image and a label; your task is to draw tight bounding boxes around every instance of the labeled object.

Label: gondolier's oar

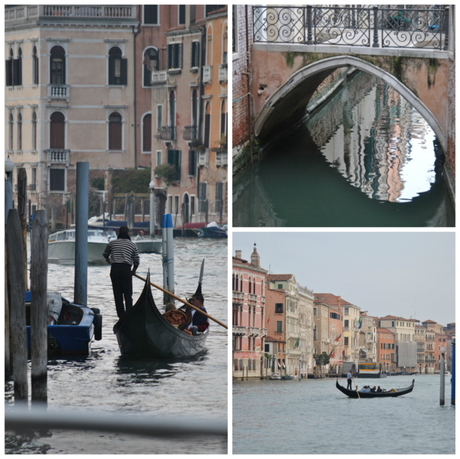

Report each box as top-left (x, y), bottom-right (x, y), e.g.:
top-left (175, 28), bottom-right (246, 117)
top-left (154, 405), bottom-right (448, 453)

top-left (352, 377), bottom-right (361, 399)
top-left (133, 273), bottom-right (228, 329)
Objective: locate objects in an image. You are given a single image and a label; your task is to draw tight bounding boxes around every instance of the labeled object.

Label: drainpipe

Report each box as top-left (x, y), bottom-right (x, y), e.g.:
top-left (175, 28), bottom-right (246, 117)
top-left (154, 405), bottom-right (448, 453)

top-left (245, 6), bottom-right (253, 164)
top-left (132, 11), bottom-right (140, 169)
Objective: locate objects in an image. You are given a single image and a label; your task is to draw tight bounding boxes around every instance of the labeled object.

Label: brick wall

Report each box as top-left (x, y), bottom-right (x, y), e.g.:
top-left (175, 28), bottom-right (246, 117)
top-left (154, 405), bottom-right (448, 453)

top-left (232, 5), bottom-right (253, 148)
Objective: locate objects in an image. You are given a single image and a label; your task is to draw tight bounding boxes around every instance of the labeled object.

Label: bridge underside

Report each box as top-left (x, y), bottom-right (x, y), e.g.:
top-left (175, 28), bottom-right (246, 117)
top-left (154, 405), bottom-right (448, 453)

top-left (253, 52), bottom-right (448, 155)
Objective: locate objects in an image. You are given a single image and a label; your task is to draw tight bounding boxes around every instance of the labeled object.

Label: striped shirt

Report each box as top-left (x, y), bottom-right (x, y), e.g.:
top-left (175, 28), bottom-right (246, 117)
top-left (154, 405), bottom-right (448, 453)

top-left (103, 238), bottom-right (140, 268)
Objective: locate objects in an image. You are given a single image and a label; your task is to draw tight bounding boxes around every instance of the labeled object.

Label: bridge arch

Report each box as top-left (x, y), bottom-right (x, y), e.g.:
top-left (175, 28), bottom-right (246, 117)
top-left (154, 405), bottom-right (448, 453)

top-left (254, 55), bottom-right (446, 153)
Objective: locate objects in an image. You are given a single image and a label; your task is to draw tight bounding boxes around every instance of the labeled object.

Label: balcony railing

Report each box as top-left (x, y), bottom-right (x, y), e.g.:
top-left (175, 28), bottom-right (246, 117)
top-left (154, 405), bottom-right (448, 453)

top-left (48, 85), bottom-right (69, 102)
top-left (183, 126), bottom-right (198, 141)
top-left (248, 293), bottom-right (257, 303)
top-left (232, 292), bottom-right (244, 303)
top-left (233, 325), bottom-right (246, 336)
top-left (151, 70), bottom-right (167, 85)
top-left (218, 64), bottom-right (227, 83)
top-left (215, 150), bottom-right (228, 167)
top-left (46, 149), bottom-right (70, 165)
top-left (253, 5), bottom-right (449, 50)
top-left (159, 126), bottom-right (176, 141)
top-left (248, 327), bottom-right (260, 337)
top-left (203, 65), bottom-right (212, 83)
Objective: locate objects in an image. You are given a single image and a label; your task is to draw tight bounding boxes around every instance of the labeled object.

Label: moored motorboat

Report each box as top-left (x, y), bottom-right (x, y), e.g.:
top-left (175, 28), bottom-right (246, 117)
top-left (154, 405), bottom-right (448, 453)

top-left (191, 222), bottom-right (227, 238)
top-left (48, 228), bottom-right (117, 264)
top-left (336, 378), bottom-right (415, 398)
top-left (133, 236), bottom-right (162, 254)
top-left (268, 372), bottom-right (281, 380)
top-left (25, 291), bottom-right (102, 356)
top-left (281, 375), bottom-right (294, 380)
top-left (113, 273), bottom-right (208, 360)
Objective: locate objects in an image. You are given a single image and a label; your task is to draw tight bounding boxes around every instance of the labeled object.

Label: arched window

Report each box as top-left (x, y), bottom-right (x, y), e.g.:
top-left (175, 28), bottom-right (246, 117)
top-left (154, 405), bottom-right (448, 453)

top-left (169, 91), bottom-right (176, 127)
top-left (33, 45), bottom-right (39, 85)
top-left (142, 113), bottom-right (151, 153)
top-left (32, 112), bottom-right (37, 151)
top-left (109, 112), bottom-right (122, 150)
top-left (240, 276), bottom-right (243, 292)
top-left (232, 273), bottom-right (235, 291)
top-left (50, 112), bottom-right (65, 149)
top-left (204, 102), bottom-right (211, 148)
top-left (17, 113), bottom-right (22, 151)
top-left (50, 46), bottom-right (65, 85)
top-left (108, 47), bottom-right (127, 85)
top-left (9, 113), bottom-right (14, 151)
top-left (143, 47), bottom-right (159, 86)
top-left (235, 274), bottom-right (239, 292)
top-left (6, 48), bottom-right (14, 86)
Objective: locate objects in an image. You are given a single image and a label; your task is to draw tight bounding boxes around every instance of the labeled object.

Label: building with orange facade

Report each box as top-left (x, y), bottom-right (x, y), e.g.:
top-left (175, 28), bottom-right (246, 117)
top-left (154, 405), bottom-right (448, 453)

top-left (415, 324), bottom-right (426, 374)
top-left (232, 245), bottom-right (268, 379)
top-left (423, 320), bottom-right (449, 372)
top-left (377, 328), bottom-right (396, 373)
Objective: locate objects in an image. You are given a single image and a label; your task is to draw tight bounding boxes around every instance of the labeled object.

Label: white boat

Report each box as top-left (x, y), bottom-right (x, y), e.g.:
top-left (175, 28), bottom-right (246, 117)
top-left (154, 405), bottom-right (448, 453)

top-left (48, 229), bottom-right (117, 265)
top-left (133, 236), bottom-right (162, 254)
top-left (268, 372), bottom-right (282, 380)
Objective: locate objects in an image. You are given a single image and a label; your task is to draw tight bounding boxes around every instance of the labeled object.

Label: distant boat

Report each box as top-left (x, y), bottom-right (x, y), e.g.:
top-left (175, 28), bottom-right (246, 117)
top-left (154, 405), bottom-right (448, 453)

top-left (25, 291), bottom-right (102, 356)
top-left (268, 373), bottom-right (281, 380)
top-left (191, 222), bottom-right (227, 238)
top-left (336, 378), bottom-right (415, 398)
top-left (281, 375), bottom-right (294, 380)
top-left (133, 235), bottom-right (162, 254)
top-left (48, 228), bottom-right (116, 264)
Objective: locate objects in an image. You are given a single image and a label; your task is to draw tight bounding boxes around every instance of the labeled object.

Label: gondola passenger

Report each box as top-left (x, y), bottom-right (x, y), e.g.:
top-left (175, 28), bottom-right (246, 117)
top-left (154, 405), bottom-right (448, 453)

top-left (178, 292), bottom-right (209, 334)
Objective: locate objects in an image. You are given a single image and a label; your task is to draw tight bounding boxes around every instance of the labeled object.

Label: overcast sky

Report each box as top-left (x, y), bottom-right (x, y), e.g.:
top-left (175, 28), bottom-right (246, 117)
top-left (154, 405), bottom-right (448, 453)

top-left (232, 231), bottom-right (455, 326)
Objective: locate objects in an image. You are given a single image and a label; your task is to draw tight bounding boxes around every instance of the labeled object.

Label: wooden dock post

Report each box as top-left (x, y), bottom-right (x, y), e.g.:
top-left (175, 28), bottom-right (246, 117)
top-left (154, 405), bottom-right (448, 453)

top-left (17, 167), bottom-right (28, 291)
top-left (30, 210), bottom-right (48, 404)
top-left (5, 237), bottom-right (11, 380)
top-left (6, 208), bottom-right (28, 403)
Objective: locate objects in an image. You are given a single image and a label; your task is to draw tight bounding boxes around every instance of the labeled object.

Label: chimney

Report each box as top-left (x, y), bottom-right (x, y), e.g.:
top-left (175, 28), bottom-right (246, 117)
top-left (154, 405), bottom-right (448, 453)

top-left (235, 250), bottom-right (242, 259)
top-left (250, 243), bottom-right (260, 267)
top-left (337, 295), bottom-right (341, 312)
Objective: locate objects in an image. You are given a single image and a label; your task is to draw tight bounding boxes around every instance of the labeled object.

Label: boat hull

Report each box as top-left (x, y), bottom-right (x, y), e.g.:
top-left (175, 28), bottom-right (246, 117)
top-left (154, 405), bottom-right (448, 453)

top-left (134, 239), bottom-right (162, 254)
top-left (48, 241), bottom-right (107, 265)
top-left (336, 379), bottom-right (415, 398)
top-left (113, 274), bottom-right (208, 360)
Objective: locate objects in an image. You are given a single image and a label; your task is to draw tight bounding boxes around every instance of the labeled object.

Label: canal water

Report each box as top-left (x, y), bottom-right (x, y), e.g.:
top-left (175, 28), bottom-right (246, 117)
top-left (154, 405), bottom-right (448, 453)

top-left (233, 375), bottom-right (455, 454)
top-left (233, 72), bottom-right (455, 227)
top-left (5, 238), bottom-right (228, 454)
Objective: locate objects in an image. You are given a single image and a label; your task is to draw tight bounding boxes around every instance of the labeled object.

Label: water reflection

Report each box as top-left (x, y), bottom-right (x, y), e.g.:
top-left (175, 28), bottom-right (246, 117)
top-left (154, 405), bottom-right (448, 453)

top-left (233, 71), bottom-right (454, 227)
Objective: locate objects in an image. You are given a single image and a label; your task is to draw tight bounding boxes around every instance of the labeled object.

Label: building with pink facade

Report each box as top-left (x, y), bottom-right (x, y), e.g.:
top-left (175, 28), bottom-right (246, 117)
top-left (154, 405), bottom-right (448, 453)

top-left (232, 245), bottom-right (268, 379)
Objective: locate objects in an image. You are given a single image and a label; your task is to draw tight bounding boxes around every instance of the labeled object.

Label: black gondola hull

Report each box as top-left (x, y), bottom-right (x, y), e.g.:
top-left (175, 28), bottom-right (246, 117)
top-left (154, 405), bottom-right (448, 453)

top-left (336, 379), bottom-right (415, 398)
top-left (113, 274), bottom-right (208, 360)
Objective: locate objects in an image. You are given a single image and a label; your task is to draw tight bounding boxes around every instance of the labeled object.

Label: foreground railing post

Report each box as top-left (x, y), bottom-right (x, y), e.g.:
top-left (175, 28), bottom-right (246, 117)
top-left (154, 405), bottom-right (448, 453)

top-left (443, 6), bottom-right (449, 51)
top-left (372, 6), bottom-right (379, 47)
top-left (306, 6), bottom-right (313, 44)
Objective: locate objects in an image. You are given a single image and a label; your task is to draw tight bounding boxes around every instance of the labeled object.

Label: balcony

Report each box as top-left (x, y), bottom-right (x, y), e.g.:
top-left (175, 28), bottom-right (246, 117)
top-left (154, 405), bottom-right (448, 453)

top-left (232, 292), bottom-right (244, 304)
top-left (202, 65), bottom-right (212, 84)
top-left (197, 149), bottom-right (209, 167)
top-left (48, 84), bottom-right (69, 102)
top-left (260, 296), bottom-right (265, 304)
top-left (159, 126), bottom-right (176, 141)
top-left (215, 150), bottom-right (227, 167)
top-left (248, 327), bottom-right (259, 337)
top-left (46, 149), bottom-right (70, 165)
top-left (248, 293), bottom-right (257, 303)
top-left (260, 328), bottom-right (267, 338)
top-left (151, 70), bottom-right (167, 85)
top-left (183, 126), bottom-right (198, 141)
top-left (218, 63), bottom-right (227, 83)
top-left (233, 325), bottom-right (246, 336)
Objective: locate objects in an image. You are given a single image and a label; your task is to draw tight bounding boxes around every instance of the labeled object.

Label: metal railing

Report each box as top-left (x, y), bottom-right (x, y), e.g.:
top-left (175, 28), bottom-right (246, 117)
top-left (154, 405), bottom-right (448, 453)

top-left (159, 126), bottom-right (176, 141)
top-left (183, 126), bottom-right (198, 141)
top-left (253, 5), bottom-right (449, 50)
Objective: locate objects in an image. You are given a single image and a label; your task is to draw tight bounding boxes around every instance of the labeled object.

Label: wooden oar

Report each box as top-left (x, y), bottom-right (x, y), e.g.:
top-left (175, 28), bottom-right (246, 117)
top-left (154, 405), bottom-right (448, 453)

top-left (352, 377), bottom-right (361, 399)
top-left (133, 273), bottom-right (228, 329)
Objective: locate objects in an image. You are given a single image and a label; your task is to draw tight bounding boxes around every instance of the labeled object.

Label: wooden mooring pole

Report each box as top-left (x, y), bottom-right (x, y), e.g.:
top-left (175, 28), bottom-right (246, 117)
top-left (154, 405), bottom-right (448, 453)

top-left (6, 208), bottom-right (28, 403)
top-left (18, 167), bottom-right (28, 291)
top-left (30, 210), bottom-right (49, 403)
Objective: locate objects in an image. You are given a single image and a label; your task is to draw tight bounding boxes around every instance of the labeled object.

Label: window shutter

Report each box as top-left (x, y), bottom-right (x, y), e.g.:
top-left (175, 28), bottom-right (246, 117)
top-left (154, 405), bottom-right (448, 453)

top-left (108, 56), bottom-right (115, 84)
top-left (188, 149), bottom-right (196, 176)
top-left (215, 181), bottom-right (223, 213)
top-left (168, 150), bottom-right (181, 181)
top-left (6, 59), bottom-right (12, 86)
top-left (143, 114), bottom-right (151, 152)
top-left (179, 43), bottom-right (183, 68)
top-left (167, 44), bottom-right (172, 69)
top-left (191, 42), bottom-right (200, 68)
top-left (143, 64), bottom-right (151, 87)
top-left (13, 59), bottom-right (20, 86)
top-left (121, 58), bottom-right (128, 85)
top-left (50, 169), bottom-right (65, 192)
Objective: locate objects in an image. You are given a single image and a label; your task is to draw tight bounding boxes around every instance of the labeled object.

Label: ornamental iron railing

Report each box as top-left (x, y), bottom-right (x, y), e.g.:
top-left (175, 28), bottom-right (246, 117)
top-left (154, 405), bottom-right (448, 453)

top-left (253, 5), bottom-right (449, 50)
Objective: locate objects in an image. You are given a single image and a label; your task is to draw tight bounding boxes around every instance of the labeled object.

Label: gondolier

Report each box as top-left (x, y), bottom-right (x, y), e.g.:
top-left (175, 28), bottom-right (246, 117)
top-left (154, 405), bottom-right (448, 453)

top-left (347, 370), bottom-right (353, 390)
top-left (103, 226), bottom-right (140, 318)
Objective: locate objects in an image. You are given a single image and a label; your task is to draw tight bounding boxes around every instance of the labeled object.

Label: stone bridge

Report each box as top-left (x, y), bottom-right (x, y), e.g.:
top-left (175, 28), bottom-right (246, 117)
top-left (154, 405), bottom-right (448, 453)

top-left (250, 6), bottom-right (454, 188)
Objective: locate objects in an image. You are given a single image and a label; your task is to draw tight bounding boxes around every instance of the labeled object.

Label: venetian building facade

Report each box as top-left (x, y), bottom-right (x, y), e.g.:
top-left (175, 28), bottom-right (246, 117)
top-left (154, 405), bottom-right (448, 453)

top-left (5, 5), bottom-right (138, 228)
top-left (359, 312), bottom-right (378, 363)
top-left (415, 324), bottom-right (426, 374)
top-left (232, 246), bottom-right (268, 379)
top-left (377, 328), bottom-right (396, 373)
top-left (296, 283), bottom-right (314, 377)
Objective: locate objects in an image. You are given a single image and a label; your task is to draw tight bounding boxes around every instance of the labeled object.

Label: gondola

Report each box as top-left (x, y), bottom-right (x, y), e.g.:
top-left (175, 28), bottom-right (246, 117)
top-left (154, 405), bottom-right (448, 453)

top-left (336, 378), bottom-right (415, 398)
top-left (113, 272), bottom-right (208, 360)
